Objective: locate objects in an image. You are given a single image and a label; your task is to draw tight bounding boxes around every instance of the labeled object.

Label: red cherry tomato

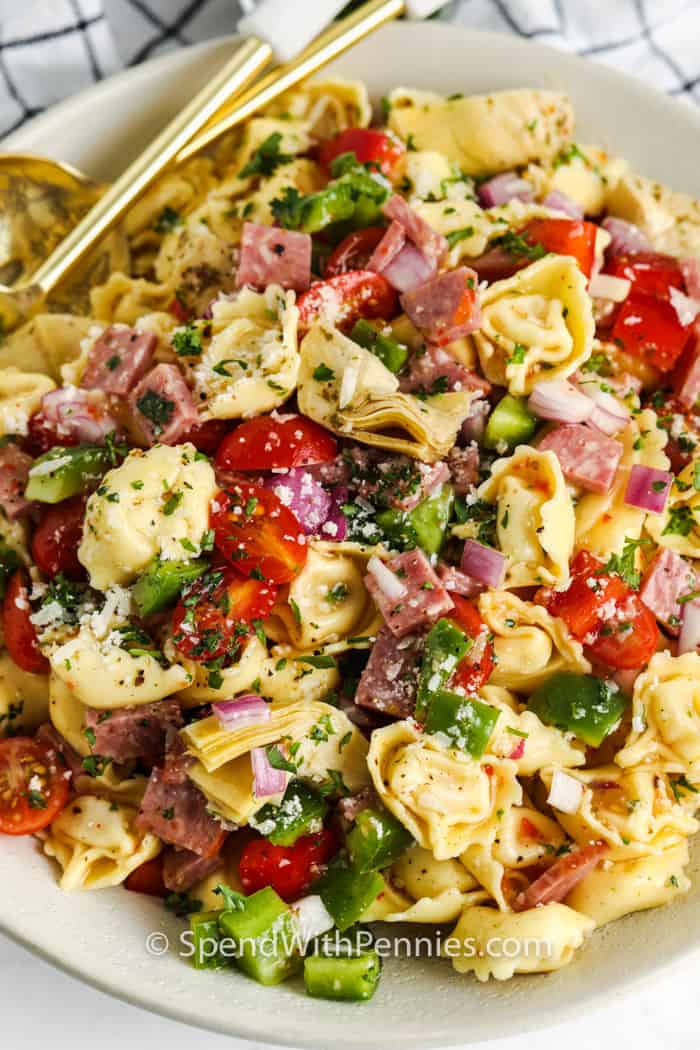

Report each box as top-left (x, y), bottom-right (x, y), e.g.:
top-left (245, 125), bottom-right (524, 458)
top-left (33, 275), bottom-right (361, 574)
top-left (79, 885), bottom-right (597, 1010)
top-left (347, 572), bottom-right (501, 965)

top-left (210, 483), bottom-right (308, 584)
top-left (215, 414), bottom-right (337, 473)
top-left (324, 227), bottom-right (386, 278)
top-left (610, 290), bottom-right (691, 372)
top-left (172, 566), bottom-right (277, 662)
top-left (520, 218), bottom-right (598, 278)
top-left (31, 498), bottom-right (86, 579)
top-left (448, 594), bottom-right (495, 694)
top-left (604, 252), bottom-right (684, 300)
top-left (318, 128), bottom-right (404, 179)
top-left (26, 412), bottom-right (81, 454)
top-left (297, 270), bottom-right (398, 332)
top-left (181, 418), bottom-right (231, 455)
top-left (169, 296), bottom-right (192, 323)
top-left (239, 828), bottom-right (339, 901)
top-left (124, 856), bottom-right (167, 897)
top-left (0, 736), bottom-right (70, 835)
top-left (2, 570), bottom-right (49, 675)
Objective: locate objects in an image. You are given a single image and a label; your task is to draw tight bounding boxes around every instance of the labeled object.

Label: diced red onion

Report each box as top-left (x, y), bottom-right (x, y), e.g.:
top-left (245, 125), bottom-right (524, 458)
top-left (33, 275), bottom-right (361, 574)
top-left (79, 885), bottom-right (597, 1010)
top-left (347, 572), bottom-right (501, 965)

top-left (602, 216), bottom-right (652, 256)
top-left (681, 258), bottom-right (700, 300)
top-left (588, 273), bottom-right (631, 303)
top-left (624, 464), bottom-right (672, 514)
top-left (317, 485), bottom-right (348, 542)
top-left (460, 538), bottom-right (505, 588)
top-left (460, 398), bottom-right (490, 444)
top-left (577, 380), bottom-right (630, 435)
top-left (669, 285), bottom-right (700, 328)
top-left (437, 563), bottom-right (484, 598)
top-left (547, 769), bottom-right (583, 814)
top-left (39, 386), bottom-right (120, 444)
top-left (508, 737), bottom-right (526, 761)
top-left (381, 240), bottom-right (436, 292)
top-left (678, 597), bottom-right (700, 655)
top-left (528, 379), bottom-right (594, 424)
top-left (478, 172), bottom-right (534, 208)
top-left (264, 468), bottom-right (332, 536)
top-left (213, 694), bottom-right (271, 731)
top-left (291, 894), bottom-right (335, 943)
top-left (367, 555), bottom-right (407, 601)
top-left (251, 747), bottom-right (288, 798)
top-left (542, 190), bottom-right (584, 219)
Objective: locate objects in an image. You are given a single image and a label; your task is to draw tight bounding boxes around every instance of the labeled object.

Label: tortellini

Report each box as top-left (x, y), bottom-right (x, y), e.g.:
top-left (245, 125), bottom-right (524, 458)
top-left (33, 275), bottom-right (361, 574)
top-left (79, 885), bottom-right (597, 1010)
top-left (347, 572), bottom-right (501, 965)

top-left (478, 591), bottom-right (591, 695)
top-left (42, 796), bottom-right (161, 891)
top-left (646, 457), bottom-right (700, 559)
top-left (0, 652), bottom-right (49, 736)
top-left (482, 683), bottom-right (585, 776)
top-left (367, 720), bottom-right (521, 860)
top-left (364, 846), bottom-right (489, 923)
top-left (298, 322), bottom-right (472, 463)
top-left (0, 314), bottom-right (92, 381)
top-left (78, 443), bottom-right (217, 590)
top-left (473, 256), bottom-right (595, 395)
top-left (263, 77), bottom-right (371, 138)
top-left (444, 903), bottom-right (594, 981)
top-left (606, 171), bottom-right (700, 257)
top-left (387, 88), bottom-right (574, 175)
top-left (525, 143), bottom-right (627, 216)
top-left (0, 366), bottom-right (55, 436)
top-left (90, 273), bottom-right (172, 325)
top-left (190, 286), bottom-right (300, 420)
top-left (457, 446), bottom-right (574, 588)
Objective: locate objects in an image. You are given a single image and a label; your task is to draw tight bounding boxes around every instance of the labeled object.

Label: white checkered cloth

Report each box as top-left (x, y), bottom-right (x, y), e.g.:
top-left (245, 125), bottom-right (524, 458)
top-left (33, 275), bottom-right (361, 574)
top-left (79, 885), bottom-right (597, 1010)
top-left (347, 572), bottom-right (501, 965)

top-left (0, 0), bottom-right (698, 138)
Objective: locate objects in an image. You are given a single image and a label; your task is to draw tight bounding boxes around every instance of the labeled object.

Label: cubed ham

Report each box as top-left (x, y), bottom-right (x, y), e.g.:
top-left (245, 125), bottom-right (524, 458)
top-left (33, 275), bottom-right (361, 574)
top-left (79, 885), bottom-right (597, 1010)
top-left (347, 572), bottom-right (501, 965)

top-left (383, 195), bottom-right (447, 266)
top-left (129, 364), bottom-right (199, 446)
top-left (399, 344), bottom-right (480, 395)
top-left (447, 444), bottom-right (480, 494)
top-left (437, 563), bottom-right (484, 598)
top-left (236, 222), bottom-right (312, 292)
top-left (400, 268), bottom-right (481, 346)
top-left (81, 326), bottom-right (157, 397)
top-left (36, 723), bottom-right (84, 781)
top-left (136, 766), bottom-right (225, 857)
top-left (162, 847), bottom-right (223, 893)
top-left (367, 220), bottom-right (406, 273)
top-left (365, 548), bottom-right (454, 638)
top-left (0, 443), bottom-right (33, 518)
top-left (672, 324), bottom-right (700, 411)
top-left (33, 386), bottom-right (120, 447)
top-left (640, 547), bottom-right (696, 635)
top-left (354, 624), bottom-right (423, 717)
top-left (538, 423), bottom-right (623, 493)
top-left (84, 699), bottom-right (183, 767)
top-left (460, 398), bottom-right (491, 444)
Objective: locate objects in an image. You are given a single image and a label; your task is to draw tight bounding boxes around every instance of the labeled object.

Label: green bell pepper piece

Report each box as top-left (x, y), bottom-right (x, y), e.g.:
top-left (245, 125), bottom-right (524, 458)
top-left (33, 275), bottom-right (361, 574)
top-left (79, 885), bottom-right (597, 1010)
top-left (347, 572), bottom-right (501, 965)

top-left (251, 780), bottom-right (328, 846)
top-left (377, 483), bottom-right (454, 556)
top-left (132, 558), bottom-right (207, 617)
top-left (424, 687), bottom-right (500, 757)
top-left (350, 319), bottom-right (409, 374)
top-left (0, 544), bottom-right (21, 600)
top-left (483, 394), bottom-right (536, 450)
top-left (272, 156), bottom-right (389, 235)
top-left (346, 807), bottom-right (413, 873)
top-left (304, 950), bottom-right (381, 1001)
top-left (25, 445), bottom-right (118, 503)
top-left (528, 671), bottom-right (627, 747)
top-left (217, 886), bottom-right (302, 986)
top-left (190, 909), bottom-right (228, 970)
top-left (415, 617), bottom-right (471, 721)
top-left (316, 862), bottom-right (384, 932)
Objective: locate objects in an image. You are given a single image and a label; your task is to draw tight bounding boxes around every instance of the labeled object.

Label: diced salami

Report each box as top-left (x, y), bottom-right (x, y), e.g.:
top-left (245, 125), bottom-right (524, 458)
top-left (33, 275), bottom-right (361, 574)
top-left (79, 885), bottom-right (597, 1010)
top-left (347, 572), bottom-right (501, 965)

top-left (136, 766), bottom-right (225, 857)
top-left (84, 699), bottom-right (183, 767)
top-left (35, 723), bottom-right (83, 781)
top-left (513, 843), bottom-right (608, 911)
top-left (0, 443), bottom-right (33, 519)
top-left (129, 364), bottom-right (199, 447)
top-left (367, 220), bottom-right (406, 274)
top-left (394, 461), bottom-right (450, 512)
top-left (366, 548), bottom-right (454, 638)
top-left (162, 847), bottom-right (223, 892)
top-left (383, 195), bottom-right (448, 266)
top-left (538, 423), bottom-right (623, 493)
top-left (640, 547), bottom-right (696, 636)
top-left (355, 624), bottom-right (423, 718)
top-left (81, 326), bottom-right (157, 397)
top-left (236, 222), bottom-right (312, 293)
top-left (672, 324), bottom-right (700, 411)
top-left (399, 344), bottom-right (482, 395)
top-left (447, 444), bottom-right (480, 494)
top-left (400, 268), bottom-right (481, 345)
top-left (33, 386), bottom-right (120, 447)
top-left (437, 563), bottom-right (484, 598)
top-left (460, 398), bottom-right (491, 444)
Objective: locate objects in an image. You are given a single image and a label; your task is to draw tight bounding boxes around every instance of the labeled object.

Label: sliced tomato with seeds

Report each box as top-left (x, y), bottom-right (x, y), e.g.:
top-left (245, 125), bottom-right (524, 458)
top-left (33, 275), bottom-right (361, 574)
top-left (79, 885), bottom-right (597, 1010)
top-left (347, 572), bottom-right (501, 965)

top-left (215, 414), bottom-right (337, 473)
top-left (125, 855), bottom-right (167, 897)
top-left (0, 736), bottom-right (71, 835)
top-left (2, 570), bottom-right (49, 674)
top-left (172, 566), bottom-right (277, 662)
top-left (604, 251), bottom-right (684, 300)
top-left (610, 290), bottom-right (691, 372)
top-left (324, 226), bottom-right (386, 278)
top-left (210, 483), bottom-right (308, 584)
top-left (520, 217), bottom-right (598, 278)
top-left (239, 827), bottom-right (339, 901)
top-left (297, 270), bottom-right (398, 333)
top-left (31, 497), bottom-right (86, 579)
top-left (318, 128), bottom-right (404, 180)
top-left (448, 594), bottom-right (495, 694)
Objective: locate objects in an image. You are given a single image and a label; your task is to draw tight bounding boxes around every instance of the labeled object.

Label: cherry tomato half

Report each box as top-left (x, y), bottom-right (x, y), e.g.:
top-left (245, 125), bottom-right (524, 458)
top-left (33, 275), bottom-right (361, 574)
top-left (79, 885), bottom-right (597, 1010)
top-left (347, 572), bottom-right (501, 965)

top-left (318, 128), bottom-right (404, 180)
top-left (324, 227), bottom-right (386, 278)
top-left (239, 828), bottom-right (339, 901)
top-left (604, 252), bottom-right (684, 300)
top-left (125, 856), bottom-right (167, 897)
top-left (172, 566), bottom-right (277, 662)
top-left (610, 290), bottom-right (691, 372)
top-left (2, 570), bottom-right (49, 675)
top-left (181, 418), bottom-right (232, 455)
top-left (210, 483), bottom-right (308, 585)
top-left (297, 270), bottom-right (398, 333)
top-left (31, 497), bottom-right (86, 579)
top-left (448, 594), bottom-right (495, 694)
top-left (0, 736), bottom-right (70, 835)
top-left (215, 414), bottom-right (337, 473)
top-left (521, 218), bottom-right (598, 278)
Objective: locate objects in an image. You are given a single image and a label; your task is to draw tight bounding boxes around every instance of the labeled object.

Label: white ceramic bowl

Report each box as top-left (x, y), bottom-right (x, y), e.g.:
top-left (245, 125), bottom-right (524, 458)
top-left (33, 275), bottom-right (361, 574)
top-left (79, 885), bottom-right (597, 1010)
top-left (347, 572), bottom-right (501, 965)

top-left (2, 22), bottom-right (700, 1048)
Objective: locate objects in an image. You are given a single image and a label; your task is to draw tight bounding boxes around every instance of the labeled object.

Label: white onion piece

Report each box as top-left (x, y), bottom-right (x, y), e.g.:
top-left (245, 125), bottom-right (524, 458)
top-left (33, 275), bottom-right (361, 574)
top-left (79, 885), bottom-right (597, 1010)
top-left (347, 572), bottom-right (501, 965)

top-left (679, 598), bottom-right (700, 655)
top-left (528, 379), bottom-right (594, 423)
top-left (367, 555), bottom-right (407, 601)
top-left (478, 172), bottom-right (533, 208)
top-left (588, 273), bottom-right (631, 303)
top-left (578, 380), bottom-right (630, 435)
top-left (291, 895), bottom-right (335, 944)
top-left (547, 770), bottom-right (584, 814)
top-left (338, 365), bottom-right (358, 409)
top-left (669, 285), bottom-right (700, 327)
top-left (541, 189), bottom-right (584, 219)
top-left (601, 217), bottom-right (652, 255)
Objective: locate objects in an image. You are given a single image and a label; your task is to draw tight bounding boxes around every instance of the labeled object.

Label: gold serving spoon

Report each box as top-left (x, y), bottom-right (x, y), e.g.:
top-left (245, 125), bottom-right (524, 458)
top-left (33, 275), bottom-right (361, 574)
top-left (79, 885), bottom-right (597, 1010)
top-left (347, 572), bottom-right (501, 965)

top-left (0, 0), bottom-right (404, 333)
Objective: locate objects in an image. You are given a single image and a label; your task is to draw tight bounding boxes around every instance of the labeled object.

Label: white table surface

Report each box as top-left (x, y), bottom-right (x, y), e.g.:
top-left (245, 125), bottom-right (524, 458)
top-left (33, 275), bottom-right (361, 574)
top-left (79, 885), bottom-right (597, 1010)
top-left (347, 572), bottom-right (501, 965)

top-left (2, 927), bottom-right (696, 1049)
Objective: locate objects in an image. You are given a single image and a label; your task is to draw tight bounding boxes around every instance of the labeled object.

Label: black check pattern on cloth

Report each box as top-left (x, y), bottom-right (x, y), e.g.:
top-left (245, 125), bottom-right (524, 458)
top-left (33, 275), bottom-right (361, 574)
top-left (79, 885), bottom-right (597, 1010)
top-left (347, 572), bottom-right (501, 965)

top-left (0, 0), bottom-right (698, 139)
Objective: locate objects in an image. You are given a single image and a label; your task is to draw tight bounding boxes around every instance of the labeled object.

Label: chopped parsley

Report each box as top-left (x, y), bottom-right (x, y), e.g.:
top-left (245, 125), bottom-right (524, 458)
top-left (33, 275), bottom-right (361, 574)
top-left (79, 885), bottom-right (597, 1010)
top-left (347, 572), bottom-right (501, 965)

top-left (598, 536), bottom-right (652, 590)
top-left (313, 363), bottom-right (335, 382)
top-left (507, 343), bottom-right (527, 365)
top-left (172, 322), bottom-right (203, 357)
top-left (662, 505), bottom-right (696, 538)
top-left (493, 228), bottom-right (547, 261)
top-left (136, 389), bottom-right (175, 435)
top-left (162, 489), bottom-right (184, 516)
top-left (165, 893), bottom-right (202, 917)
top-left (154, 206), bottom-right (183, 234)
top-left (446, 226), bottom-right (475, 249)
top-left (239, 132), bottom-right (292, 179)
top-left (266, 745), bottom-right (298, 774)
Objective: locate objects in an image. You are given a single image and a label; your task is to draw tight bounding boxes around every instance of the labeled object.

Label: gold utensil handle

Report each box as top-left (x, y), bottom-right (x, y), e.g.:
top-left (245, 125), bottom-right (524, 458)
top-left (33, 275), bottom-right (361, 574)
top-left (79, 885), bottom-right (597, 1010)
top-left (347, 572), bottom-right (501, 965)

top-left (177, 0), bottom-right (404, 164)
top-left (30, 36), bottom-right (272, 299)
